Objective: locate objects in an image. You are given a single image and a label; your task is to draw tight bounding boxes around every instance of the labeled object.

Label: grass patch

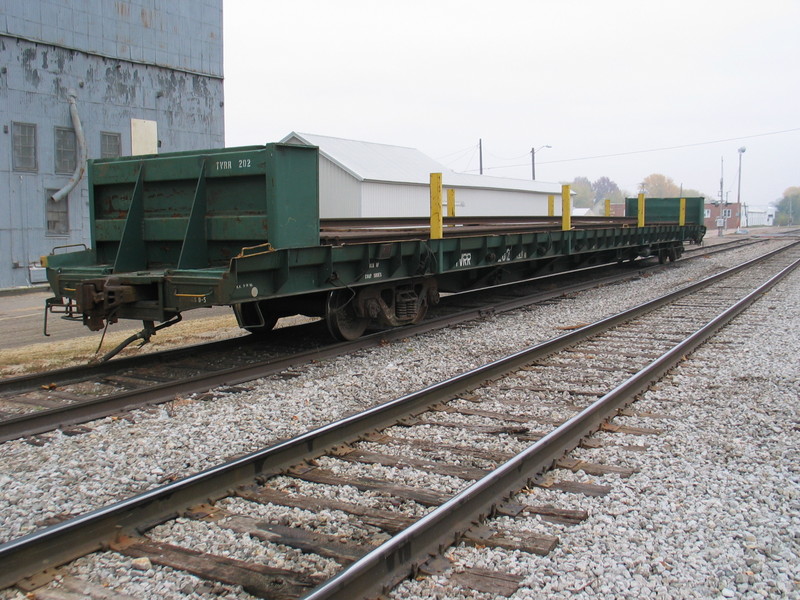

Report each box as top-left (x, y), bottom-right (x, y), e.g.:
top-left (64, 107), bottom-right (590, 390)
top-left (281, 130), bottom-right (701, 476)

top-left (0, 314), bottom-right (243, 377)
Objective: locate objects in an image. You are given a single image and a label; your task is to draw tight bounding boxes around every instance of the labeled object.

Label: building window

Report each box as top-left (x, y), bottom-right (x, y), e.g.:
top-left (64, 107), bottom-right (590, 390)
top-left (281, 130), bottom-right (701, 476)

top-left (12, 122), bottom-right (37, 171)
top-left (55, 127), bottom-right (77, 174)
top-left (46, 189), bottom-right (69, 235)
top-left (704, 209), bottom-right (711, 218)
top-left (722, 208), bottom-right (732, 218)
top-left (101, 132), bottom-right (121, 158)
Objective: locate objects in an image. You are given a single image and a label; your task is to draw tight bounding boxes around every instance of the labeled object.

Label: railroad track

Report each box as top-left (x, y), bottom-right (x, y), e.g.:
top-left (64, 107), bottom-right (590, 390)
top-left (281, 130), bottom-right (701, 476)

top-left (1, 241), bottom-right (797, 599)
top-left (0, 237), bottom-right (773, 444)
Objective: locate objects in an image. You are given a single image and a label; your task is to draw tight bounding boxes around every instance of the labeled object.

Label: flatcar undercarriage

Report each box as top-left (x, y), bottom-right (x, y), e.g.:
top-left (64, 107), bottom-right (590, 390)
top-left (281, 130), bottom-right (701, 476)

top-left (45, 233), bottom-right (691, 361)
top-left (232, 278), bottom-right (438, 341)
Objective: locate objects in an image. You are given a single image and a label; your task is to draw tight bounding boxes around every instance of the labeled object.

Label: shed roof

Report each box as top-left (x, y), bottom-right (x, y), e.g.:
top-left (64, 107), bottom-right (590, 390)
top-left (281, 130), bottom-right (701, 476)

top-left (281, 132), bottom-right (562, 194)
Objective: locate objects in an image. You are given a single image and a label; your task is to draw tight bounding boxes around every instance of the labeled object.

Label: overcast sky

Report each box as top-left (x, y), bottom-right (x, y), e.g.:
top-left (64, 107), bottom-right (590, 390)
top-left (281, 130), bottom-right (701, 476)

top-left (223, 0), bottom-right (799, 207)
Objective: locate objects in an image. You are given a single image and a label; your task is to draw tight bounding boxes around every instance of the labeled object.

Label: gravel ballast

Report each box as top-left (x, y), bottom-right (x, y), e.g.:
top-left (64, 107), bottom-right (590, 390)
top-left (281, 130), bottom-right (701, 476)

top-left (391, 248), bottom-right (800, 599)
top-left (1, 237), bottom-right (798, 599)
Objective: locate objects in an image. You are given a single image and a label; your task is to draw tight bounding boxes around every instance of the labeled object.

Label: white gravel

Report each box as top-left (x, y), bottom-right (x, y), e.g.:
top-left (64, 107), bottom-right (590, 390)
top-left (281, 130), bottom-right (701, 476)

top-left (1, 235), bottom-right (798, 600)
top-left (390, 245), bottom-right (800, 599)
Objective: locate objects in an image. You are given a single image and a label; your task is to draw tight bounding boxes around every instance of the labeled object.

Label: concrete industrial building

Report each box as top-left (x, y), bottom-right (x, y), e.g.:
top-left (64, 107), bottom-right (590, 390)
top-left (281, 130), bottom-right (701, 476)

top-left (281, 132), bottom-right (565, 219)
top-left (1, 0), bottom-right (224, 289)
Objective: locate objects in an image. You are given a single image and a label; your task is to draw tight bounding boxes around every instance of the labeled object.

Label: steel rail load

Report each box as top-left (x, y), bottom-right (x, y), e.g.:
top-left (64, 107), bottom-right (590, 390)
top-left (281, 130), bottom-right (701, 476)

top-left (42, 143), bottom-right (706, 351)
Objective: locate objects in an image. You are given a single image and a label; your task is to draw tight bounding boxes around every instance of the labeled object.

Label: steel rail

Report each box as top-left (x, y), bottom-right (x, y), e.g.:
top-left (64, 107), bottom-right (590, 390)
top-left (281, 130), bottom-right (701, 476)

top-left (0, 240), bottom-right (789, 448)
top-left (0, 334), bottom-right (252, 395)
top-left (0, 243), bottom-right (797, 591)
top-left (302, 248), bottom-right (800, 600)
top-left (0, 234), bottom-right (761, 398)
top-left (0, 259), bottom-right (679, 442)
top-left (0, 255), bottom-right (643, 395)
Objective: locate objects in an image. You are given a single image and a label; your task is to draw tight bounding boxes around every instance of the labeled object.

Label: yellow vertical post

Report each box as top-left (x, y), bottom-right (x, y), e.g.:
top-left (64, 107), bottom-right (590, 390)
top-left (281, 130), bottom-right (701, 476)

top-left (604, 198), bottom-right (611, 217)
top-left (637, 192), bottom-right (646, 228)
top-left (679, 197), bottom-right (686, 226)
top-left (561, 184), bottom-right (571, 231)
top-left (430, 173), bottom-right (443, 240)
top-left (447, 188), bottom-right (456, 218)
top-left (547, 195), bottom-right (555, 217)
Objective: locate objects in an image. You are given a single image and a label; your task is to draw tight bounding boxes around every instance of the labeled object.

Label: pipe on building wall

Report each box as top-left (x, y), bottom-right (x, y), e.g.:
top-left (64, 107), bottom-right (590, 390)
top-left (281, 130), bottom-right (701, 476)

top-left (51, 89), bottom-right (87, 203)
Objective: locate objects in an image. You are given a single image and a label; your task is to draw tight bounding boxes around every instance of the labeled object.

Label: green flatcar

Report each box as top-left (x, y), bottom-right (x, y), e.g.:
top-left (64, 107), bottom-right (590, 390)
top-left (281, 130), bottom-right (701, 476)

top-left (43, 144), bottom-right (705, 353)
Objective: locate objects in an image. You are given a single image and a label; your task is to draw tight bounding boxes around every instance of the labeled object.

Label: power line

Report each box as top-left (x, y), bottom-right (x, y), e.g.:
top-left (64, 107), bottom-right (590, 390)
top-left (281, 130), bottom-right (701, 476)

top-left (485, 149), bottom-right (530, 161)
top-left (539, 127), bottom-right (800, 165)
top-left (435, 143), bottom-right (479, 161)
top-left (461, 127), bottom-right (800, 172)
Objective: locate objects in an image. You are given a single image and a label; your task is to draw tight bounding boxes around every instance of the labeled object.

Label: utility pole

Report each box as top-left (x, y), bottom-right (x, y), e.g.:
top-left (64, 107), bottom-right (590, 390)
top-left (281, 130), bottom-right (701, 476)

top-left (479, 139), bottom-right (483, 175)
top-left (719, 157), bottom-right (724, 205)
top-left (737, 147), bottom-right (746, 228)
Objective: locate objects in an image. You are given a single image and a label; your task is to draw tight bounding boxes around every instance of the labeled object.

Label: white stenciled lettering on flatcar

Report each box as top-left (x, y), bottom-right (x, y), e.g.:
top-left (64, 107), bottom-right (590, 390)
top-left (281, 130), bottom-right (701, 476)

top-left (364, 261), bottom-right (384, 280)
top-left (216, 160), bottom-right (232, 170)
top-left (456, 253), bottom-right (472, 267)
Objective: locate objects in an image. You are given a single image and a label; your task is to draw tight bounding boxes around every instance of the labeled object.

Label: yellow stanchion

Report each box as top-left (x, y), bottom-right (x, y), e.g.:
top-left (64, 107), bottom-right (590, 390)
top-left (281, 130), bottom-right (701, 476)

top-left (638, 192), bottom-right (645, 228)
top-left (430, 173), bottom-right (443, 239)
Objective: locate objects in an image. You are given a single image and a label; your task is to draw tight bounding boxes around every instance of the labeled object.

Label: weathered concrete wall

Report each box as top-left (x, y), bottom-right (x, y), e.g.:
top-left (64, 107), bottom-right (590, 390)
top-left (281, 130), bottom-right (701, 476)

top-left (0, 1), bottom-right (224, 289)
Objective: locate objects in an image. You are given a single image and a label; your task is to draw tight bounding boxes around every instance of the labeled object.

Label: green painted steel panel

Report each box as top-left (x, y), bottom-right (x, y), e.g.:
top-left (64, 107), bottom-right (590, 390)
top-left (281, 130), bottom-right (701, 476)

top-left (263, 144), bottom-right (320, 249)
top-left (94, 216), bottom-right (269, 242)
top-left (626, 197), bottom-right (705, 225)
top-left (86, 144), bottom-right (320, 273)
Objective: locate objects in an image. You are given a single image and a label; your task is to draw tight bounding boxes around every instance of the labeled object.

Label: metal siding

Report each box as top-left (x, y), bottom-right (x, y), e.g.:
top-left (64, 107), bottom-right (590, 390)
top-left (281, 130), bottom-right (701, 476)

top-left (360, 184), bottom-right (557, 218)
top-left (361, 183), bottom-right (430, 217)
top-left (319, 157), bottom-right (362, 218)
top-left (3, 0), bottom-right (223, 78)
top-left (0, 1), bottom-right (224, 288)
top-left (451, 188), bottom-right (555, 217)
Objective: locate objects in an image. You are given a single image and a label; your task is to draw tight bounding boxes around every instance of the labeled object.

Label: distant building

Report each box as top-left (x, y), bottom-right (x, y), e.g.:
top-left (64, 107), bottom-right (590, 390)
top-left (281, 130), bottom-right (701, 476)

top-left (704, 201), bottom-right (742, 232)
top-left (281, 132), bottom-right (564, 218)
top-left (742, 205), bottom-right (776, 227)
top-left (1, 0), bottom-right (224, 288)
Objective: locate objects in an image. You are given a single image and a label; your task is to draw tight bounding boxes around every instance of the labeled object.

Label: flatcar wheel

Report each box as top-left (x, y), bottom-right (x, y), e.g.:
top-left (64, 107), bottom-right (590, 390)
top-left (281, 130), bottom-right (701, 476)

top-left (325, 289), bottom-right (369, 341)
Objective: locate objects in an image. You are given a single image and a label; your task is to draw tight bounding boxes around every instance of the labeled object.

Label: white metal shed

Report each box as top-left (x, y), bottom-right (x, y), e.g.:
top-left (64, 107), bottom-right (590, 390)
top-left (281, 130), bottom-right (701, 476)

top-left (281, 132), bottom-right (565, 219)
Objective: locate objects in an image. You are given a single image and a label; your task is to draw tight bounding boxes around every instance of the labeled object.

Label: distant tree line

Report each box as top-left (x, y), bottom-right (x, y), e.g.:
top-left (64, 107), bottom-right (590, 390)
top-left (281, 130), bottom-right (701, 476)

top-left (564, 175), bottom-right (800, 224)
top-left (565, 174), bottom-right (707, 210)
top-left (775, 187), bottom-right (800, 226)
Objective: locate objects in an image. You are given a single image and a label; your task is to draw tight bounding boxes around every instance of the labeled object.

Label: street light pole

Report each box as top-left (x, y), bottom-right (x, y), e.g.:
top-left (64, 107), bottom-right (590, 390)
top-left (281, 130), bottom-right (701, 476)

top-left (531, 145), bottom-right (551, 180)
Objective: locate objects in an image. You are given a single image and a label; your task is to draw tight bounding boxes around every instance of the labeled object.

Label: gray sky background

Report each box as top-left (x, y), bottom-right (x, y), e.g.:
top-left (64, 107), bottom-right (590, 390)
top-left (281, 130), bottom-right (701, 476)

top-left (223, 0), bottom-right (799, 207)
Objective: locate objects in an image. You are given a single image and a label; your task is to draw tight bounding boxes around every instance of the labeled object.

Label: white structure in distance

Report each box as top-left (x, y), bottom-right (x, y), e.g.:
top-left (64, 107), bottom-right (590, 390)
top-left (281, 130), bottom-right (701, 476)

top-left (281, 132), bottom-right (566, 219)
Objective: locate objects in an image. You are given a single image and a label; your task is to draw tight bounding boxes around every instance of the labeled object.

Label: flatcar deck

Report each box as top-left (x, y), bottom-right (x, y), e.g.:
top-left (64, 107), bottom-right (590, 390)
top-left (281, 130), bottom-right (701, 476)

top-left (319, 216), bottom-right (641, 244)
